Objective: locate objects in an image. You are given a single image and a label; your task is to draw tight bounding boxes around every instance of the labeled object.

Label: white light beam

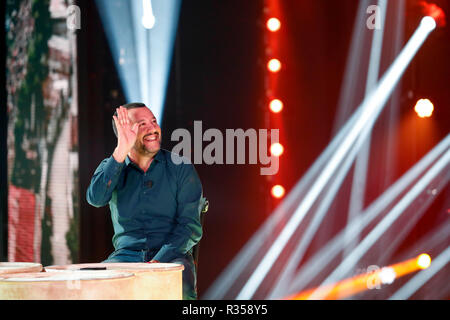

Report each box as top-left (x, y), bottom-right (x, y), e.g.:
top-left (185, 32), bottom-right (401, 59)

top-left (287, 134), bottom-right (449, 294)
top-left (236, 17), bottom-right (437, 299)
top-left (309, 149), bottom-right (449, 299)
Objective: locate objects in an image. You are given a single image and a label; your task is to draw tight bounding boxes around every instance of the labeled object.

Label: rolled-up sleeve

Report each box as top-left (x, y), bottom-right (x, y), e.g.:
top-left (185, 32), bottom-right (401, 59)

top-left (86, 156), bottom-right (126, 207)
top-left (152, 163), bottom-right (203, 262)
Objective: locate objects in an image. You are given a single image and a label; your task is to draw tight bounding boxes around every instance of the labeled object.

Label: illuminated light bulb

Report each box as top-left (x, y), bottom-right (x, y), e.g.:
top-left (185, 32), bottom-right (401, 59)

top-left (142, 15), bottom-right (156, 29)
top-left (270, 143), bottom-right (284, 157)
top-left (417, 253), bottom-right (431, 269)
top-left (271, 185), bottom-right (285, 199)
top-left (269, 99), bottom-right (283, 113)
top-left (235, 14), bottom-right (440, 300)
top-left (420, 16), bottom-right (436, 31)
top-left (379, 267), bottom-right (396, 284)
top-left (268, 58), bottom-right (282, 72)
top-left (414, 98), bottom-right (434, 118)
top-left (267, 17), bottom-right (281, 32)
top-left (142, 0), bottom-right (156, 29)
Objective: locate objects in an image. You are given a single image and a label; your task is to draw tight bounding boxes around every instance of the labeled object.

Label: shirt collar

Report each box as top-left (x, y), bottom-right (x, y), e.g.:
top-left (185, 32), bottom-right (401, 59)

top-left (125, 149), bottom-right (166, 167)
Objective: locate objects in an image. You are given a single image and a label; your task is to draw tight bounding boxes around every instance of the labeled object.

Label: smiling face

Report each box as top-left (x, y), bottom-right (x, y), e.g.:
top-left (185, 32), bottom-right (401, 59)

top-left (128, 107), bottom-right (162, 156)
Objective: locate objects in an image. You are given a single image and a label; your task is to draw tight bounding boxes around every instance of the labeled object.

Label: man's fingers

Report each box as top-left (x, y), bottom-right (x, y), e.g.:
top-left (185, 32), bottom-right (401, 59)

top-left (115, 108), bottom-right (123, 126)
top-left (116, 107), bottom-right (136, 136)
top-left (113, 114), bottom-right (121, 127)
top-left (118, 107), bottom-right (124, 125)
top-left (122, 107), bottom-right (130, 125)
top-left (131, 122), bottom-right (138, 134)
top-left (116, 107), bottom-right (122, 124)
top-left (113, 115), bottom-right (123, 136)
top-left (120, 107), bottom-right (130, 126)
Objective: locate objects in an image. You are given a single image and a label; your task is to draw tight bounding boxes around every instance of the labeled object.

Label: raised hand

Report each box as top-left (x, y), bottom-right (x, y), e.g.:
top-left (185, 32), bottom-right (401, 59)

top-left (112, 106), bottom-right (138, 163)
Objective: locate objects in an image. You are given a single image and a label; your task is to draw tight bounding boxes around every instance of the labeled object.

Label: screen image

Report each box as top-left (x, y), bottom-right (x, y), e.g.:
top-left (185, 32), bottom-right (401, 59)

top-left (5, 0), bottom-right (79, 265)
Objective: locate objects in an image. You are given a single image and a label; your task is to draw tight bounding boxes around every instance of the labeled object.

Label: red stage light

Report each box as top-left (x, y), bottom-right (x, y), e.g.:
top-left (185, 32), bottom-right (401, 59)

top-left (271, 185), bottom-right (285, 199)
top-left (419, 1), bottom-right (446, 27)
top-left (267, 18), bottom-right (281, 32)
top-left (414, 98), bottom-right (434, 118)
top-left (270, 143), bottom-right (284, 157)
top-left (269, 99), bottom-right (283, 113)
top-left (267, 58), bottom-right (281, 72)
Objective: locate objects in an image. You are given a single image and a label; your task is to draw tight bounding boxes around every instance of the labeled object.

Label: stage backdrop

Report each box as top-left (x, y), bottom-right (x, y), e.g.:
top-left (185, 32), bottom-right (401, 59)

top-left (5, 0), bottom-right (79, 265)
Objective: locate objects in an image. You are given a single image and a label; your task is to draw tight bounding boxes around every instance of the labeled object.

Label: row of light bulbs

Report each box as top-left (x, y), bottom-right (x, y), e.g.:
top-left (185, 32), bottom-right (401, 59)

top-left (265, 15), bottom-right (285, 199)
top-left (265, 16), bottom-right (435, 200)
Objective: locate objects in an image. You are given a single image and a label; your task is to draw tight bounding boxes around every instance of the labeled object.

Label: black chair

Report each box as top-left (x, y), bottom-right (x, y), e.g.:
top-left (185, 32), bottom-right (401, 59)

top-left (192, 197), bottom-right (208, 271)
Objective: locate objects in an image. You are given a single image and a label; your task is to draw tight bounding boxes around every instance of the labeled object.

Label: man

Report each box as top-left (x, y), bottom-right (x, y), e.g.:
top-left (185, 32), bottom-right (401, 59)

top-left (86, 102), bottom-right (204, 300)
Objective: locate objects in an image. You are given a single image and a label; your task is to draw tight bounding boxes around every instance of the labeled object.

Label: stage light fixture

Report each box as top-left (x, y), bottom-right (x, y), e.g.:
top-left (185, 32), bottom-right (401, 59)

top-left (267, 17), bottom-right (281, 32)
top-left (419, 2), bottom-right (446, 28)
top-left (379, 267), bottom-right (396, 284)
top-left (421, 15), bottom-right (437, 31)
top-left (286, 252), bottom-right (437, 300)
top-left (142, 0), bottom-right (156, 29)
top-left (203, 111), bottom-right (365, 299)
top-left (269, 99), bottom-right (283, 113)
top-left (95, 0), bottom-right (181, 124)
top-left (282, 135), bottom-right (449, 298)
top-left (390, 247), bottom-right (449, 300)
top-left (417, 253), bottom-right (431, 269)
top-left (236, 16), bottom-right (438, 300)
top-left (270, 143), bottom-right (284, 157)
top-left (271, 185), bottom-right (285, 199)
top-left (414, 98), bottom-right (434, 118)
top-left (268, 58), bottom-right (282, 72)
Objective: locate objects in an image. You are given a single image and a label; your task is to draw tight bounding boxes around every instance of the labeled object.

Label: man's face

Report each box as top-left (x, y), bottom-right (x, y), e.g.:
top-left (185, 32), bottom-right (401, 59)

top-left (128, 107), bottom-right (162, 155)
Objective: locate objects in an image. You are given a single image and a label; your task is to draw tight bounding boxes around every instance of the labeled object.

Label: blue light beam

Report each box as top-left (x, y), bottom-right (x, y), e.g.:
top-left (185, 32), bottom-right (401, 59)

top-left (95, 0), bottom-right (182, 124)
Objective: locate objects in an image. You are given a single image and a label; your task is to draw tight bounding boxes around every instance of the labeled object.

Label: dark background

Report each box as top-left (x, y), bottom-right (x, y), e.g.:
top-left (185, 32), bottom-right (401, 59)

top-left (77, 0), bottom-right (270, 296)
top-left (2, 0), bottom-right (449, 298)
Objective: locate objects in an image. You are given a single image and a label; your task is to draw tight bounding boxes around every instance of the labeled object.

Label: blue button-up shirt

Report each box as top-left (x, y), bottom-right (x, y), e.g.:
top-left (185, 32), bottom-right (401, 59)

top-left (86, 149), bottom-right (203, 262)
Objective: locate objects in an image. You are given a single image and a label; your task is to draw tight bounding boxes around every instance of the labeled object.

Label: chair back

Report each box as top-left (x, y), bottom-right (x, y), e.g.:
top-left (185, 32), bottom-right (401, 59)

top-left (192, 197), bottom-right (209, 269)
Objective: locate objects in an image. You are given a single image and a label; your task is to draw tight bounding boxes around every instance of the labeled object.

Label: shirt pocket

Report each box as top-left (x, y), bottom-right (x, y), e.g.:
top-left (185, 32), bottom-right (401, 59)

top-left (114, 174), bottom-right (141, 220)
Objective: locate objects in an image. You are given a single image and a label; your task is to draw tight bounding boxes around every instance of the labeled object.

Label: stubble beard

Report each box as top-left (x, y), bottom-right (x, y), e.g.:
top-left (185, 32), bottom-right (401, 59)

top-left (134, 138), bottom-right (161, 156)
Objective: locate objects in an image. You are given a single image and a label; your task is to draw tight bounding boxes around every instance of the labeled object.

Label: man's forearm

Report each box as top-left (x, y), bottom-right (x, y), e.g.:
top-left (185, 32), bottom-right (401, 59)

top-left (86, 156), bottom-right (125, 207)
top-left (152, 201), bottom-right (203, 262)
